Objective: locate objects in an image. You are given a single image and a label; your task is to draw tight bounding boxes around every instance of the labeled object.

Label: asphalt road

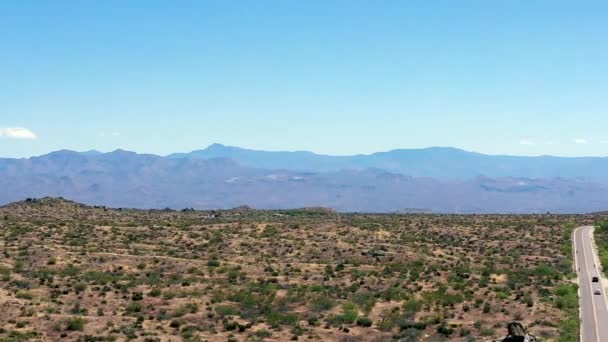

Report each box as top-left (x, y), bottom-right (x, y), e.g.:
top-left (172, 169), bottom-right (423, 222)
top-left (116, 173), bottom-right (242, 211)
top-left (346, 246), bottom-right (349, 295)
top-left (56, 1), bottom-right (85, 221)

top-left (574, 226), bottom-right (608, 342)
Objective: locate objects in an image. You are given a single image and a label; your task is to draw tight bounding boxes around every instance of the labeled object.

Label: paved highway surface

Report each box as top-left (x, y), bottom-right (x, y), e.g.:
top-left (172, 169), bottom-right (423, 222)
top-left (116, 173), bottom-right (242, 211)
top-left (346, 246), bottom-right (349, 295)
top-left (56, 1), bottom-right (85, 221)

top-left (574, 226), bottom-right (608, 342)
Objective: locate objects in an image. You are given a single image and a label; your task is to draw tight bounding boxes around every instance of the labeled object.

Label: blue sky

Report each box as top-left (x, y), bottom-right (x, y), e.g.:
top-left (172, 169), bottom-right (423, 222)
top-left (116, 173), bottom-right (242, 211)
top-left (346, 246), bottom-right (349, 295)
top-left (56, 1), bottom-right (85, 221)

top-left (1, 1), bottom-right (607, 158)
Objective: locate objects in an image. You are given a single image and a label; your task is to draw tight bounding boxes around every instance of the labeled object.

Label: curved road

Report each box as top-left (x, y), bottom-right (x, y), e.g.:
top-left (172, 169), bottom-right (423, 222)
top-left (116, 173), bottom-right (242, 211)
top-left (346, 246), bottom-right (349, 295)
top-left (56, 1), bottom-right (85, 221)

top-left (574, 226), bottom-right (608, 341)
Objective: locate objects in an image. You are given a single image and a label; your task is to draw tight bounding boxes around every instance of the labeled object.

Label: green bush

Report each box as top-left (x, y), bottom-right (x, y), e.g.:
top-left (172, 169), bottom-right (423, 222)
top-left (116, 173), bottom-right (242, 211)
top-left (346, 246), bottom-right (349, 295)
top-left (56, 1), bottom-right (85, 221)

top-left (437, 325), bottom-right (454, 336)
top-left (265, 311), bottom-right (299, 328)
top-left (148, 288), bottom-right (161, 297)
top-left (352, 291), bottom-right (376, 314)
top-left (215, 305), bottom-right (239, 317)
top-left (73, 282), bottom-right (87, 292)
top-left (125, 302), bottom-right (142, 314)
top-left (65, 317), bottom-right (86, 331)
top-left (356, 317), bottom-right (373, 327)
top-left (310, 295), bottom-right (335, 312)
top-left (16, 291), bottom-right (33, 300)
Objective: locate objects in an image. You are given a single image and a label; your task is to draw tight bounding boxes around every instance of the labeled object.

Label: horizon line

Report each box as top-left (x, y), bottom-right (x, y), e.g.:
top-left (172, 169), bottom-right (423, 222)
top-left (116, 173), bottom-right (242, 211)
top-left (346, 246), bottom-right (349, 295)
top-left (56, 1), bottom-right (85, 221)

top-left (2, 143), bottom-right (608, 159)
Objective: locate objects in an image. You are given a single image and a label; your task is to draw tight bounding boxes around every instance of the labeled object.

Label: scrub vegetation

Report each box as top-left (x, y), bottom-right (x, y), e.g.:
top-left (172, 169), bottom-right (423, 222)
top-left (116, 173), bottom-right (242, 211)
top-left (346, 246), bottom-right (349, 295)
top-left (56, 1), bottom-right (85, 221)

top-left (0, 198), bottom-right (594, 341)
top-left (595, 222), bottom-right (608, 275)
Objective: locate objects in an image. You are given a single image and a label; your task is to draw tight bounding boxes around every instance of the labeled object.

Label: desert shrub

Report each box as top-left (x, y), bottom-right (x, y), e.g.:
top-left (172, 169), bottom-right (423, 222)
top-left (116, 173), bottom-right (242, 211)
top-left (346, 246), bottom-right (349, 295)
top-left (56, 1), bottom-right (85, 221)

top-left (125, 302), bottom-right (142, 314)
top-left (4, 331), bottom-right (39, 341)
top-left (131, 291), bottom-right (143, 301)
top-left (554, 283), bottom-right (580, 341)
top-left (356, 317), bottom-right (373, 327)
top-left (394, 328), bottom-right (421, 341)
top-left (253, 329), bottom-right (272, 338)
top-left (74, 282), bottom-right (87, 292)
top-left (207, 259), bottom-right (220, 268)
top-left (532, 264), bottom-right (558, 278)
top-left (350, 291), bottom-right (375, 314)
top-left (83, 272), bottom-right (117, 285)
top-left (66, 317), bottom-right (86, 331)
top-left (597, 222), bottom-right (608, 273)
top-left (340, 302), bottom-right (359, 324)
top-left (437, 324), bottom-right (454, 336)
top-left (10, 280), bottom-right (31, 289)
top-left (310, 295), bottom-right (335, 312)
top-left (265, 311), bottom-right (299, 328)
top-left (169, 319), bottom-right (184, 328)
top-left (61, 265), bottom-right (81, 277)
top-left (396, 319), bottom-right (426, 331)
top-left (326, 302), bottom-right (359, 326)
top-left (261, 226), bottom-right (279, 238)
top-left (215, 305), bottom-right (239, 317)
top-left (554, 284), bottom-right (578, 310)
top-left (16, 291), bottom-right (33, 300)
top-left (148, 288), bottom-right (161, 297)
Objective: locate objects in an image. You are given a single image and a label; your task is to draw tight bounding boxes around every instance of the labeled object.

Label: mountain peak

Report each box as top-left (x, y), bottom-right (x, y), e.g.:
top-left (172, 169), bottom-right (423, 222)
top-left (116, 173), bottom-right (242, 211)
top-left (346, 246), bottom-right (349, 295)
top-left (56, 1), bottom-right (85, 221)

top-left (205, 143), bottom-right (241, 152)
top-left (108, 149), bottom-right (138, 156)
top-left (383, 146), bottom-right (472, 155)
top-left (46, 149), bottom-right (81, 156)
top-left (38, 150), bottom-right (88, 161)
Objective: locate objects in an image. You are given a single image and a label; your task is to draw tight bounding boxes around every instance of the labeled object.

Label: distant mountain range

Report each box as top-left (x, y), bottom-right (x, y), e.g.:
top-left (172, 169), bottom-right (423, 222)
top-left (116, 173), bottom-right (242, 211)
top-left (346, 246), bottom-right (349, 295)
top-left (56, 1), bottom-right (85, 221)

top-left (1, 144), bottom-right (608, 213)
top-left (169, 144), bottom-right (608, 180)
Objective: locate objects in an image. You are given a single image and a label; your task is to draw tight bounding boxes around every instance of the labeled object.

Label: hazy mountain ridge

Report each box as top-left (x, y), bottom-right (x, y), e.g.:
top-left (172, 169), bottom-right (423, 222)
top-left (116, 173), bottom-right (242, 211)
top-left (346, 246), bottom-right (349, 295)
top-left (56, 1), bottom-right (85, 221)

top-left (168, 144), bottom-right (608, 180)
top-left (2, 147), bottom-right (608, 213)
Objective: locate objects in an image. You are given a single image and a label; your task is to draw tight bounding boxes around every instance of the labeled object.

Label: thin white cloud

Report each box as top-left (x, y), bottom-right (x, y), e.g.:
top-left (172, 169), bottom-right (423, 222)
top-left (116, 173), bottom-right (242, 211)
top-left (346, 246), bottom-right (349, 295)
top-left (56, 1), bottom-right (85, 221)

top-left (0, 127), bottom-right (37, 139)
top-left (519, 139), bottom-right (535, 146)
top-left (573, 138), bottom-right (588, 144)
top-left (600, 140), bottom-right (608, 144)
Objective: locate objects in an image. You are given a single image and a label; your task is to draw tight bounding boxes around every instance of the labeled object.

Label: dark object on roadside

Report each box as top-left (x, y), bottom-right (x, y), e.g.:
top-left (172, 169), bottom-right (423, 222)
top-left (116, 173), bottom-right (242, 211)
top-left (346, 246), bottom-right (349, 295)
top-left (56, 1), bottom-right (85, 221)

top-left (592, 276), bottom-right (599, 282)
top-left (502, 322), bottom-right (536, 342)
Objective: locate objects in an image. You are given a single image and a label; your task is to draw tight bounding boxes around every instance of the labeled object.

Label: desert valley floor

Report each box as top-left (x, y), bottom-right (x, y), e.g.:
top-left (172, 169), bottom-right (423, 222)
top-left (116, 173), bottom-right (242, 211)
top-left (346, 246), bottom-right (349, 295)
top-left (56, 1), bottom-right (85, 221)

top-left (0, 198), bottom-right (597, 341)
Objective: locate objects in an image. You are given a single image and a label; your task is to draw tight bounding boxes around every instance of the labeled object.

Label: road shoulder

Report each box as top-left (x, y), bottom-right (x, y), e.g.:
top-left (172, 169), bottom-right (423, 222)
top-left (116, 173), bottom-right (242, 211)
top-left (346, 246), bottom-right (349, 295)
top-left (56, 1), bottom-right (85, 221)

top-left (589, 226), bottom-right (608, 298)
top-left (573, 227), bottom-right (582, 342)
